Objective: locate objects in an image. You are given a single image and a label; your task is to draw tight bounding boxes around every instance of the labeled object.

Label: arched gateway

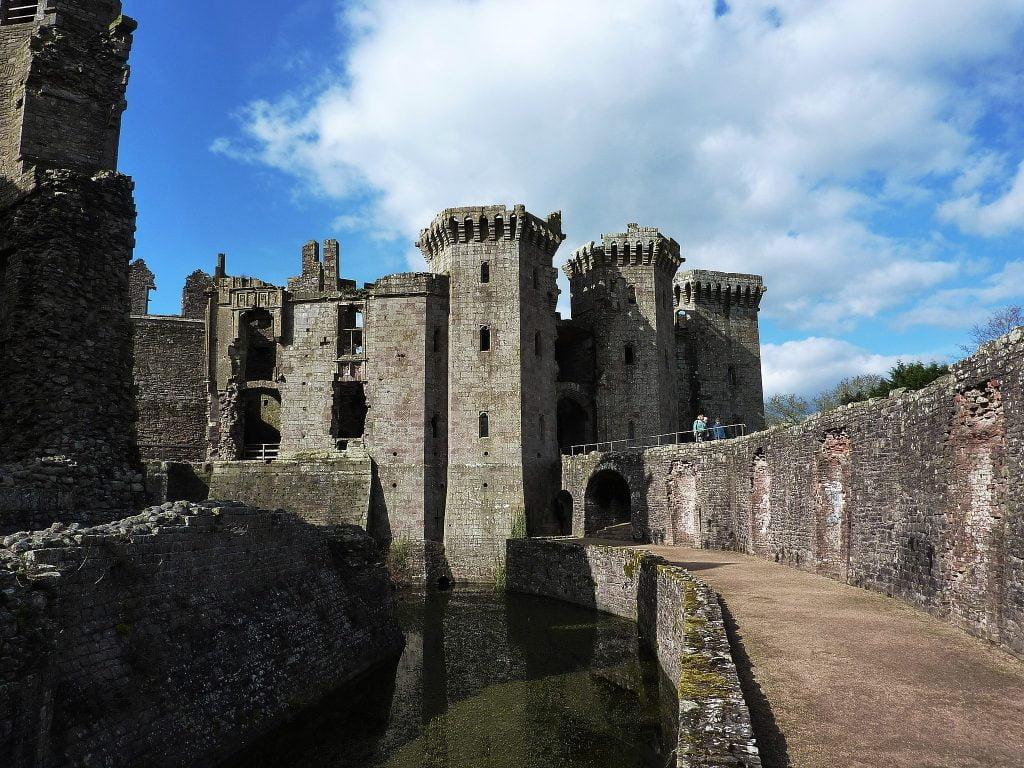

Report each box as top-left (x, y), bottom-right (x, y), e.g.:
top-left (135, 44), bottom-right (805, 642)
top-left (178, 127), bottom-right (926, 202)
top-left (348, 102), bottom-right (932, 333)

top-left (583, 469), bottom-right (631, 536)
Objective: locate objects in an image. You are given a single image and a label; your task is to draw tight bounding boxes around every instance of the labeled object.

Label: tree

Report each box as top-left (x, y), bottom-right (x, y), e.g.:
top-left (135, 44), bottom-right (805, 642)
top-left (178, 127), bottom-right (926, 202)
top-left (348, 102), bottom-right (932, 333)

top-left (961, 305), bottom-right (1024, 354)
top-left (864, 360), bottom-right (949, 399)
top-left (813, 374), bottom-right (885, 411)
top-left (764, 393), bottom-right (812, 427)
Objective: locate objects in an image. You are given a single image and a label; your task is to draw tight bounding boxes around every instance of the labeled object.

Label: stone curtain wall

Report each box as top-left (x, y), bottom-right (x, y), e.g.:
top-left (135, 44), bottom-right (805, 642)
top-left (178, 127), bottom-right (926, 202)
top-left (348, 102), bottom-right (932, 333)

top-left (0, 502), bottom-right (403, 768)
top-left (507, 538), bottom-right (760, 767)
top-left (131, 317), bottom-right (207, 461)
top-left (205, 455), bottom-right (373, 528)
top-left (561, 329), bottom-right (1024, 658)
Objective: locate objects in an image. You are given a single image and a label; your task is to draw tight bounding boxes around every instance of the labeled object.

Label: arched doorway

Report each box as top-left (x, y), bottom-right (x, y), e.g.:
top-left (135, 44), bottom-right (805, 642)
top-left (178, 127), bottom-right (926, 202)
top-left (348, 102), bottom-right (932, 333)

top-left (584, 469), bottom-right (631, 536)
top-left (557, 397), bottom-right (591, 450)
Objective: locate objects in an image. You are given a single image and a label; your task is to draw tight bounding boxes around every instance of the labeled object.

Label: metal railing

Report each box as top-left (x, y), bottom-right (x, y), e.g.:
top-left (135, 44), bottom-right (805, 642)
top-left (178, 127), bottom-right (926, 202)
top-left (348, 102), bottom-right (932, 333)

top-left (562, 422), bottom-right (747, 455)
top-left (243, 443), bottom-right (280, 461)
top-left (0, 1), bottom-right (38, 24)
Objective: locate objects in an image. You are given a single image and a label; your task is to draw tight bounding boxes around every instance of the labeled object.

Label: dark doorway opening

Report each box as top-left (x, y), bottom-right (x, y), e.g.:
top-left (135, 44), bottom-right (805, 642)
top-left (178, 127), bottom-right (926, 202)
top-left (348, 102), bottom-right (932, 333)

top-left (584, 469), bottom-right (631, 536)
top-left (557, 397), bottom-right (591, 449)
top-left (555, 490), bottom-right (573, 536)
top-left (242, 388), bottom-right (281, 445)
top-left (333, 381), bottom-right (368, 439)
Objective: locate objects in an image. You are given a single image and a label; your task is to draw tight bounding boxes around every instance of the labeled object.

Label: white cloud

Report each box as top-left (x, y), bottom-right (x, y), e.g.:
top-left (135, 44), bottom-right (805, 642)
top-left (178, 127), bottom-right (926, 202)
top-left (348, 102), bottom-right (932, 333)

top-left (939, 160), bottom-right (1024, 236)
top-left (896, 260), bottom-right (1024, 328)
top-left (762, 337), bottom-right (913, 397)
top-left (217, 0), bottom-right (1024, 333)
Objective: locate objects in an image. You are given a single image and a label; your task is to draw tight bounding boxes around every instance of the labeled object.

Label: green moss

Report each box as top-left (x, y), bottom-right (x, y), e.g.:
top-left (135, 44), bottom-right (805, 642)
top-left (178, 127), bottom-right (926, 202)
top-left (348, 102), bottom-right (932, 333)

top-left (510, 509), bottom-right (527, 539)
top-left (493, 563), bottom-right (507, 593)
top-left (677, 654), bottom-right (731, 701)
top-left (622, 550), bottom-right (646, 580)
top-left (387, 536), bottom-right (414, 587)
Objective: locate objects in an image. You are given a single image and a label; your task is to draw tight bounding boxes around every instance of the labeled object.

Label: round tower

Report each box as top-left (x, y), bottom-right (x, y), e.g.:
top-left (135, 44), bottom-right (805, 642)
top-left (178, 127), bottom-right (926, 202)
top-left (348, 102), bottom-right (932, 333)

top-left (563, 224), bottom-right (683, 443)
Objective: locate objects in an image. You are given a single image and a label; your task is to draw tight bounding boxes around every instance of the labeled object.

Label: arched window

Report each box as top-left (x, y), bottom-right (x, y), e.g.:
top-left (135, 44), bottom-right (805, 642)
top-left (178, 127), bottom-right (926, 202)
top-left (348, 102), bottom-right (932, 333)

top-left (535, 330), bottom-right (542, 356)
top-left (479, 412), bottom-right (489, 438)
top-left (480, 261), bottom-right (490, 283)
top-left (480, 326), bottom-right (491, 351)
top-left (624, 344), bottom-right (635, 365)
top-left (627, 285), bottom-right (636, 304)
top-left (464, 217), bottom-right (474, 242)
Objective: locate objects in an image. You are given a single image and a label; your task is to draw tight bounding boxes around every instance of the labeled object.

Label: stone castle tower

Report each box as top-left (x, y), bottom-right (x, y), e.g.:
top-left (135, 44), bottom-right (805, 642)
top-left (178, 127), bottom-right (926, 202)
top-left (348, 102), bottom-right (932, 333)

top-left (0, 0), bottom-right (143, 520)
top-left (564, 224), bottom-right (683, 440)
top-left (675, 270), bottom-right (766, 431)
top-left (418, 205), bottom-right (566, 580)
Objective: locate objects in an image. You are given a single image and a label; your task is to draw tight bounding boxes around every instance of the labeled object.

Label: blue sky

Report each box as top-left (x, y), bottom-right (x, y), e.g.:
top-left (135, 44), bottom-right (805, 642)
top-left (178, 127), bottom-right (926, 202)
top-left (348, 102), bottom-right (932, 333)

top-left (119, 0), bottom-right (1024, 397)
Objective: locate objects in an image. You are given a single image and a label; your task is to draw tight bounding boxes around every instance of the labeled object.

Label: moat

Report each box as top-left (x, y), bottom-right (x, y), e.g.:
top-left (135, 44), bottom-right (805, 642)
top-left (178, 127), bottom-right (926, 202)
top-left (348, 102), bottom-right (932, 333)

top-left (226, 589), bottom-right (672, 768)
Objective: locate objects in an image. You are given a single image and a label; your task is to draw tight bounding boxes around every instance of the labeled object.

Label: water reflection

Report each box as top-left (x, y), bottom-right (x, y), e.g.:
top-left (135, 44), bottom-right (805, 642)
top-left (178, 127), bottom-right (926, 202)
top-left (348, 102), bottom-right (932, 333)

top-left (226, 588), bottom-right (669, 768)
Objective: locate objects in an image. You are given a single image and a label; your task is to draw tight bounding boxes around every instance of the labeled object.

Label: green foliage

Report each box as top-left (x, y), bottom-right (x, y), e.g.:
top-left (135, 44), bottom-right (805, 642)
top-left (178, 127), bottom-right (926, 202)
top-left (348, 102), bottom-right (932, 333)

top-left (386, 536), bottom-right (414, 587)
top-left (510, 509), bottom-right (527, 539)
top-left (812, 374), bottom-right (885, 411)
top-left (864, 360), bottom-right (949, 399)
top-left (493, 562), bottom-right (507, 592)
top-left (764, 392), bottom-right (811, 427)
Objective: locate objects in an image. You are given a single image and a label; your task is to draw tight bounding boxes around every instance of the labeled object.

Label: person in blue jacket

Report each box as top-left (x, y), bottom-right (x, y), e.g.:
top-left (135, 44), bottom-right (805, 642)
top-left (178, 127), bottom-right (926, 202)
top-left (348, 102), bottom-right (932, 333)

top-left (711, 418), bottom-right (726, 440)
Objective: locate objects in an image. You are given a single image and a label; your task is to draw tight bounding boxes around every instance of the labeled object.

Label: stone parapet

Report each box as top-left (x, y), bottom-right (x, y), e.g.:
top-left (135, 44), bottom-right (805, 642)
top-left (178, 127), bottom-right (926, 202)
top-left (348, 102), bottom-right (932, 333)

top-left (507, 538), bottom-right (761, 767)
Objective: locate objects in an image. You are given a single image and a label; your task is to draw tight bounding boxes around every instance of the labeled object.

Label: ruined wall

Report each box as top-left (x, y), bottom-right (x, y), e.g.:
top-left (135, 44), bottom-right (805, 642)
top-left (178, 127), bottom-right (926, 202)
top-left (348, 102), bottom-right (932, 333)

top-left (364, 272), bottom-right (449, 580)
top-left (561, 328), bottom-right (1024, 657)
top-left (419, 205), bottom-right (564, 581)
top-left (507, 539), bottom-right (760, 767)
top-left (0, 16), bottom-right (35, 203)
top-left (205, 454), bottom-right (372, 528)
top-left (127, 258), bottom-right (154, 315)
top-left (675, 270), bottom-right (766, 432)
top-left (0, 501), bottom-right (403, 768)
top-left (131, 317), bottom-right (206, 462)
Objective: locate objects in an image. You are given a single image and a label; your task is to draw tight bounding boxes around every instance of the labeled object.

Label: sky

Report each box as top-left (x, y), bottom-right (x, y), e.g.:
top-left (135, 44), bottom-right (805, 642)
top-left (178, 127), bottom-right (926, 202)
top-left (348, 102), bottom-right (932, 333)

top-left (118, 0), bottom-right (1024, 399)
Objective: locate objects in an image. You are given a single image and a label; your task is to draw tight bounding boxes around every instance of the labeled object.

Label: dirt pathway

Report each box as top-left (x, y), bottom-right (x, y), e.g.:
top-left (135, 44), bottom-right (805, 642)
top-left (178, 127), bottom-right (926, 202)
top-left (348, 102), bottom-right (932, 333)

top-left (596, 542), bottom-right (1024, 768)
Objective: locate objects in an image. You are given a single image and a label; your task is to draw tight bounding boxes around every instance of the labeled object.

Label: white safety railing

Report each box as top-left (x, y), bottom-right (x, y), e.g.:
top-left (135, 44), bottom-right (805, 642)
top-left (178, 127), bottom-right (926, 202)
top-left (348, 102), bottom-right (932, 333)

top-left (0, 1), bottom-right (38, 24)
top-left (563, 422), bottom-right (746, 455)
top-left (243, 443), bottom-right (280, 461)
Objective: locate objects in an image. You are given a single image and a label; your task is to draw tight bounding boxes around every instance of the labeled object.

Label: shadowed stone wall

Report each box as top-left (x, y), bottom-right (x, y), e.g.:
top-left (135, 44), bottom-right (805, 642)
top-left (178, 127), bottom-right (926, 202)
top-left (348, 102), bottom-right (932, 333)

top-left (0, 502), bottom-right (403, 768)
top-left (561, 328), bottom-right (1024, 658)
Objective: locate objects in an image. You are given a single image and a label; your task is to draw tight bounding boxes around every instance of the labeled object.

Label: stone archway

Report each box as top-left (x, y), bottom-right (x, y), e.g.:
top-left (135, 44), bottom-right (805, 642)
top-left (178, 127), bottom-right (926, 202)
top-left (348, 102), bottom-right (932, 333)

top-left (584, 469), bottom-right (631, 536)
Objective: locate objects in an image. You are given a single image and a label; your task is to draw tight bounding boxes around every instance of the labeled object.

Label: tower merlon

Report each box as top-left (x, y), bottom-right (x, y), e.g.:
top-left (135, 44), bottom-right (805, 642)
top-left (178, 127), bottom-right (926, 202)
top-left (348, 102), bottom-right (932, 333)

top-left (417, 203), bottom-right (566, 262)
top-left (675, 269), bottom-right (766, 310)
top-left (563, 223), bottom-right (683, 279)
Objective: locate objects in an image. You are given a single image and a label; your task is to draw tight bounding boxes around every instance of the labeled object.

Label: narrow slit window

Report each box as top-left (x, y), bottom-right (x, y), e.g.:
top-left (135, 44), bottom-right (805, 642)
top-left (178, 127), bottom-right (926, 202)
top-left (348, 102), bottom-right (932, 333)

top-left (539, 414), bottom-right (545, 436)
top-left (535, 331), bottom-right (542, 356)
top-left (624, 344), bottom-right (635, 365)
top-left (433, 327), bottom-right (441, 353)
top-left (480, 326), bottom-right (491, 351)
top-left (480, 261), bottom-right (490, 283)
top-left (728, 365), bottom-right (738, 386)
top-left (430, 413), bottom-right (439, 439)
top-left (628, 421), bottom-right (635, 440)
top-left (532, 267), bottom-right (539, 289)
top-left (479, 412), bottom-right (489, 438)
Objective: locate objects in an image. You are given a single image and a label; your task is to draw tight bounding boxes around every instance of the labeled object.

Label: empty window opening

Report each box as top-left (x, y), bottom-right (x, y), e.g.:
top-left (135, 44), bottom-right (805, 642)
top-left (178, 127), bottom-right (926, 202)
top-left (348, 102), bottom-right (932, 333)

top-left (480, 326), bottom-right (491, 351)
top-left (539, 414), bottom-right (546, 436)
top-left (332, 381), bottom-right (368, 439)
top-left (685, 284), bottom-right (692, 304)
top-left (494, 216), bottom-right (504, 238)
top-left (535, 331), bottom-right (542, 356)
top-left (433, 327), bottom-right (441, 353)
top-left (430, 413), bottom-right (439, 439)
top-left (533, 267), bottom-right (539, 289)
top-left (464, 217), bottom-right (474, 241)
top-left (627, 285), bottom-right (636, 304)
top-left (479, 412), bottom-right (489, 438)
top-left (728, 365), bottom-right (738, 386)
top-left (242, 309), bottom-right (276, 381)
top-left (624, 344), bottom-right (635, 365)
top-left (674, 284), bottom-right (681, 306)
top-left (479, 216), bottom-right (489, 239)
top-left (480, 261), bottom-right (490, 283)
top-left (628, 420), bottom-right (636, 440)
top-left (1, 1), bottom-right (37, 24)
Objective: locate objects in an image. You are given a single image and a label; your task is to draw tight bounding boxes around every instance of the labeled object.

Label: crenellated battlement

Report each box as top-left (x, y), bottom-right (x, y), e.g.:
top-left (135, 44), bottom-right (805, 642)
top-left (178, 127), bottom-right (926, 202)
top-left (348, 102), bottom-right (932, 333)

top-left (563, 223), bottom-right (683, 278)
top-left (417, 204), bottom-right (565, 261)
top-left (675, 269), bottom-right (766, 310)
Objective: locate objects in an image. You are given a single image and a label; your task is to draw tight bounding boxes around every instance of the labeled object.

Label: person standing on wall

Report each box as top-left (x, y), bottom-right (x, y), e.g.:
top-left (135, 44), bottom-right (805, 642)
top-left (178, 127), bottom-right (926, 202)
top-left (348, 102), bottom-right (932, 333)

top-left (693, 414), bottom-right (707, 442)
top-left (712, 418), bottom-right (726, 440)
